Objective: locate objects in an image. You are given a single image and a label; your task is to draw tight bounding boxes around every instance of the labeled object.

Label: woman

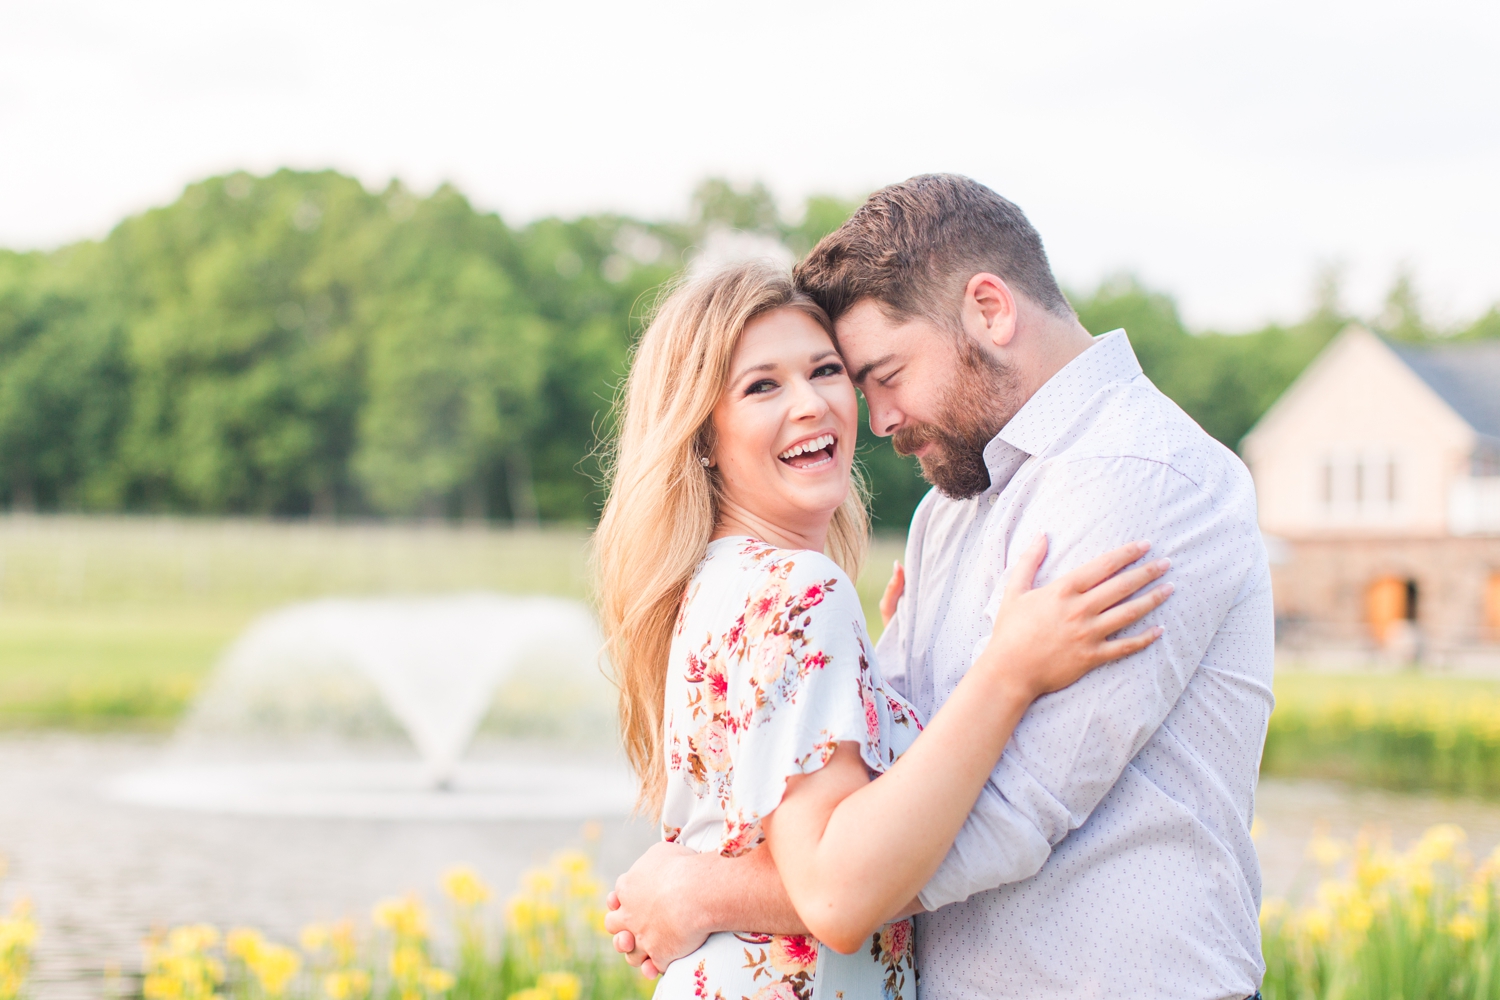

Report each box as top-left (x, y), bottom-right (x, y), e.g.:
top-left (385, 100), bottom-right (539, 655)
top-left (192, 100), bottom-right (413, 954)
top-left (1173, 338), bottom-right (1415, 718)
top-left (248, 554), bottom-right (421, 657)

top-left (593, 261), bottom-right (1171, 999)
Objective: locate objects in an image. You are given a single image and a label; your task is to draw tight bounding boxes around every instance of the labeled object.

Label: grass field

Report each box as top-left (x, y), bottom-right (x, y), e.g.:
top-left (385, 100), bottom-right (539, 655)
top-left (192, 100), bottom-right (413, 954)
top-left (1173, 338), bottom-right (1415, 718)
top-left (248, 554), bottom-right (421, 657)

top-left (20, 515), bottom-right (1500, 802)
top-left (0, 516), bottom-right (903, 728)
top-left (1267, 669), bottom-right (1500, 797)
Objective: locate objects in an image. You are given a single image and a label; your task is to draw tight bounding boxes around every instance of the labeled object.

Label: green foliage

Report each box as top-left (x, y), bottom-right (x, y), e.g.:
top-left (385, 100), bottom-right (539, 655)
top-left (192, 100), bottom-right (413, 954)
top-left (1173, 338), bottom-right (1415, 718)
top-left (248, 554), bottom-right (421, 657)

top-left (1262, 673), bottom-right (1500, 798)
top-left (1, 171), bottom-right (1494, 533)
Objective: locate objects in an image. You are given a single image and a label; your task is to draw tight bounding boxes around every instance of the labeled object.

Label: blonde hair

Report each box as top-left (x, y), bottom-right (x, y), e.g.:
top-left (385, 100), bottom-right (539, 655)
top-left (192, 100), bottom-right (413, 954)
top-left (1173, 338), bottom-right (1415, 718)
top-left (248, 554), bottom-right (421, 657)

top-left (593, 259), bottom-right (870, 815)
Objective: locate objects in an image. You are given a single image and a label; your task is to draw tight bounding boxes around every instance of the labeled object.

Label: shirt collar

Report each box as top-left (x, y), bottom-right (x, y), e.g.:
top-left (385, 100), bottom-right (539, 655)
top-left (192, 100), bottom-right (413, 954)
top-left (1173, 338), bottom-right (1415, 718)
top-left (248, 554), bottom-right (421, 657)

top-left (983, 329), bottom-right (1142, 479)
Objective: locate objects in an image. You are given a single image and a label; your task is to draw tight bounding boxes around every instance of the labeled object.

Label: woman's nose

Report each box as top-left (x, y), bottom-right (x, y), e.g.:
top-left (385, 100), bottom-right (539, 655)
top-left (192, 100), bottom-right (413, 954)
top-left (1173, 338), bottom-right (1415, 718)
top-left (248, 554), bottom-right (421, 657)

top-left (788, 378), bottom-right (830, 419)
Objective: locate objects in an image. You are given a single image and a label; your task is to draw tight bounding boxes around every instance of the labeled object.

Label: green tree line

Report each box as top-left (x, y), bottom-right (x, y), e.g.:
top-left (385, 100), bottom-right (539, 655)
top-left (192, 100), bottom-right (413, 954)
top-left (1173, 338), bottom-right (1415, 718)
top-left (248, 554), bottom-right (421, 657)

top-left (0, 170), bottom-right (1494, 530)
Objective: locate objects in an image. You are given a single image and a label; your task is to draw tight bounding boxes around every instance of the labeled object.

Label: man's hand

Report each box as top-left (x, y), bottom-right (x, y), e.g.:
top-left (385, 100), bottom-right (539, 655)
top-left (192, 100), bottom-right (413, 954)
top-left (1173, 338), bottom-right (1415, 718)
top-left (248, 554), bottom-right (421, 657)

top-left (605, 841), bottom-right (709, 978)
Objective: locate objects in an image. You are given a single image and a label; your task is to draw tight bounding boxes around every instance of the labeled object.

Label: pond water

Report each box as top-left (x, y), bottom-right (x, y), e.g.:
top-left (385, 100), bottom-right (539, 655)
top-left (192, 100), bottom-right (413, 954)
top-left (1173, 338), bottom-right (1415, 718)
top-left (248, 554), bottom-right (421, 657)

top-left (0, 735), bottom-right (656, 1000)
top-left (8, 734), bottom-right (1500, 999)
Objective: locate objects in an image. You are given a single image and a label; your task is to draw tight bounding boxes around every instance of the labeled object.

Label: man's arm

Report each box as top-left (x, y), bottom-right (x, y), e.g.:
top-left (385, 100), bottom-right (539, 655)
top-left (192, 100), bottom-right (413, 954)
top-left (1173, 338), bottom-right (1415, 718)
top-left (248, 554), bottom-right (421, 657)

top-left (918, 455), bottom-right (1260, 909)
top-left (605, 842), bottom-right (807, 974)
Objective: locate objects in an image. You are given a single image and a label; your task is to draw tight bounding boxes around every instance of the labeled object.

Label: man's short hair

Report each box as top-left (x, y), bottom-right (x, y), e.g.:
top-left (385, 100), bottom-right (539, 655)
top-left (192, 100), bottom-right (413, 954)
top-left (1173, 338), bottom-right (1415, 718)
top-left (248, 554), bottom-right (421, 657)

top-left (793, 174), bottom-right (1073, 330)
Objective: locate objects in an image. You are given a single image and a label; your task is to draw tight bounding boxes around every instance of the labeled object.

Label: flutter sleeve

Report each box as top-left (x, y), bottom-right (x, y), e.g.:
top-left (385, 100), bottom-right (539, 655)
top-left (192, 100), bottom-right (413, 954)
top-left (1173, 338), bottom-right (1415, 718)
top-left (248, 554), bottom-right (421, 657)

top-left (716, 550), bottom-right (894, 854)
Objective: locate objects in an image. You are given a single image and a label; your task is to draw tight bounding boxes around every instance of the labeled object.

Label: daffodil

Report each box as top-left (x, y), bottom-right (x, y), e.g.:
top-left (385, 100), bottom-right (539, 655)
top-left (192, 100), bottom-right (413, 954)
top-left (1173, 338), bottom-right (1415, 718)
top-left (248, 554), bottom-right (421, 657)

top-left (1447, 913), bottom-right (1481, 942)
top-left (442, 866), bottom-right (492, 908)
top-left (537, 971), bottom-right (582, 1000)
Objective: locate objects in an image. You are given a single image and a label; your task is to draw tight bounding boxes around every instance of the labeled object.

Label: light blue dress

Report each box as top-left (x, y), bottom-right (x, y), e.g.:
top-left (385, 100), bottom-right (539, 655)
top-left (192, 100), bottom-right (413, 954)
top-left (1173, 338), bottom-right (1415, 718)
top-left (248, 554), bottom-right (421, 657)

top-left (654, 537), bottom-right (921, 1000)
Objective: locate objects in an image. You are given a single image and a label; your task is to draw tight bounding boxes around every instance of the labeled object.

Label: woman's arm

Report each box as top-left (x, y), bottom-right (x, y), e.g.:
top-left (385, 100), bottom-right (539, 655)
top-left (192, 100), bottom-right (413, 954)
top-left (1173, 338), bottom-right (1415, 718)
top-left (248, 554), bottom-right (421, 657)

top-left (761, 536), bottom-right (1170, 954)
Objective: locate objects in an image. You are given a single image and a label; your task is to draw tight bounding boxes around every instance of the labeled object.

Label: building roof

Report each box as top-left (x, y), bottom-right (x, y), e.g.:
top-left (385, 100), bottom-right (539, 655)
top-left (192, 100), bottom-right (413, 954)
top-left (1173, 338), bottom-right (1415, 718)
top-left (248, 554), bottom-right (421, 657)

top-left (1387, 338), bottom-right (1500, 440)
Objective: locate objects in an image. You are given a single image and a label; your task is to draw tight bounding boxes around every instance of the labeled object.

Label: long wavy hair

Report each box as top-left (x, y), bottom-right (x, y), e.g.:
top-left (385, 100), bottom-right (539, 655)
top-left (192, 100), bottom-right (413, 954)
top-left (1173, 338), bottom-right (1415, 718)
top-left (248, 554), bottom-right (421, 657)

top-left (593, 259), bottom-right (870, 815)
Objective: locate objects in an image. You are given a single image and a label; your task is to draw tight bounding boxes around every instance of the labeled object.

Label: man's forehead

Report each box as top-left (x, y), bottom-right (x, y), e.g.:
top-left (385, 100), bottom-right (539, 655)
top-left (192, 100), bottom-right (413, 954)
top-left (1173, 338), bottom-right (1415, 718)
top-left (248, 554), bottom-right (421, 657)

top-left (834, 300), bottom-right (934, 357)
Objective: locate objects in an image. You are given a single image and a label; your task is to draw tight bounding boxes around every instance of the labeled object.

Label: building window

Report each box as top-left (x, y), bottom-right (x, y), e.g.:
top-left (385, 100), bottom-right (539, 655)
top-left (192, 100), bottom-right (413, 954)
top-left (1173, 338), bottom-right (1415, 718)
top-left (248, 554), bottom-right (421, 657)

top-left (1319, 451), bottom-right (1401, 521)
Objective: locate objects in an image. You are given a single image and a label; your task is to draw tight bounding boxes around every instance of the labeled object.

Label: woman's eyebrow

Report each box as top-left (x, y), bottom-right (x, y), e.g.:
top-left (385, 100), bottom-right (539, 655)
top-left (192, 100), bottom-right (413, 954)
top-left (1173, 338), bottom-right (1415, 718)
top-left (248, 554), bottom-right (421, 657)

top-left (730, 361), bottom-right (778, 383)
top-left (732, 351), bottom-right (838, 384)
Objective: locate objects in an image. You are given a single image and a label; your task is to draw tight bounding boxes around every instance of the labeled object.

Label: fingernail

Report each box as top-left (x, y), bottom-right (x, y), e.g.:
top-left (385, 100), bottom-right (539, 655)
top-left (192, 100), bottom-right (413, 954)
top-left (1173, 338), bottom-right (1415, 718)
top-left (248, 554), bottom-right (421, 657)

top-left (1154, 626), bottom-right (1165, 636)
top-left (1137, 541), bottom-right (1151, 552)
top-left (1161, 582), bottom-right (1175, 595)
top-left (1155, 558), bottom-right (1171, 571)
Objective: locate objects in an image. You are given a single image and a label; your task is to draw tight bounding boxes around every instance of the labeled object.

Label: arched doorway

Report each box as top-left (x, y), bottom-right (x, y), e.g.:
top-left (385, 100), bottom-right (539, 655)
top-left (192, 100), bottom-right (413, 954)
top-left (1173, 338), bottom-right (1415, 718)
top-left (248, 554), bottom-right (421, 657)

top-left (1367, 575), bottom-right (1417, 645)
top-left (1486, 573), bottom-right (1500, 640)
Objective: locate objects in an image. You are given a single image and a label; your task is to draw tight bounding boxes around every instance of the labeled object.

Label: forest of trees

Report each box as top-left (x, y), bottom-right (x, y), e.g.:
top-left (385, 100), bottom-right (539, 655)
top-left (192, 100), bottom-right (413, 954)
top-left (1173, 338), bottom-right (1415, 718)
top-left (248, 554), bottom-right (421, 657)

top-left (1, 170), bottom-right (1495, 531)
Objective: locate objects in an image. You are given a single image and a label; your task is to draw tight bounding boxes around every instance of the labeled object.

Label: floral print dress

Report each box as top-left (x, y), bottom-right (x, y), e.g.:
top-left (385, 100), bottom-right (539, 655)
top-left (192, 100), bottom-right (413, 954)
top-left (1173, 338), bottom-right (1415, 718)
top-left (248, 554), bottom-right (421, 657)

top-left (654, 537), bottom-right (922, 1000)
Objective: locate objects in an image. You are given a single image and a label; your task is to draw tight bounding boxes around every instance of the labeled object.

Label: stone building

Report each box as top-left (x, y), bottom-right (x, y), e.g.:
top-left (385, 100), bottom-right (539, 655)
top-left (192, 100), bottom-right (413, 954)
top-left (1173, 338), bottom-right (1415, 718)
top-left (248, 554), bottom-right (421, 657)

top-left (1241, 325), bottom-right (1500, 661)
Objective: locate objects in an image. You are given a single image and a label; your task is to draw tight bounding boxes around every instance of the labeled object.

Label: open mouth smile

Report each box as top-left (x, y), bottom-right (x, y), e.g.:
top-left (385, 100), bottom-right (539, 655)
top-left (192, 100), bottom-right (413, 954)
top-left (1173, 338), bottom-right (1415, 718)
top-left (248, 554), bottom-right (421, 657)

top-left (778, 433), bottom-right (838, 470)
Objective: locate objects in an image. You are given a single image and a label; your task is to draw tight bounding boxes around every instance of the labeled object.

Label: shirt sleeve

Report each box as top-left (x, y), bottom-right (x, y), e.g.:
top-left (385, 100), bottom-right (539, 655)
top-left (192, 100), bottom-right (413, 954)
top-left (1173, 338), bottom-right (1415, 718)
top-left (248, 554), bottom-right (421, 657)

top-left (918, 453), bottom-right (1265, 909)
top-left (722, 553), bottom-right (890, 841)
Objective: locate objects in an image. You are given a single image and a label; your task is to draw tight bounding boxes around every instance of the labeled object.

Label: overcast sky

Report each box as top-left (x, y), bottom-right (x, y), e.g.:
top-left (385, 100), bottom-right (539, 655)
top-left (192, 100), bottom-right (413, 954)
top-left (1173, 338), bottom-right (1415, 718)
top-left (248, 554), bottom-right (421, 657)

top-left (3, 0), bottom-right (1497, 329)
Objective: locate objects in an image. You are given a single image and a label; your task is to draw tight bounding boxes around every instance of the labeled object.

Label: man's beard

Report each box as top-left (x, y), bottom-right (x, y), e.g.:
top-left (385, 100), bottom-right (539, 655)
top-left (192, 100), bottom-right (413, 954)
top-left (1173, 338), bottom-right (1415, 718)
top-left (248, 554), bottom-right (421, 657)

top-left (892, 338), bottom-right (1019, 500)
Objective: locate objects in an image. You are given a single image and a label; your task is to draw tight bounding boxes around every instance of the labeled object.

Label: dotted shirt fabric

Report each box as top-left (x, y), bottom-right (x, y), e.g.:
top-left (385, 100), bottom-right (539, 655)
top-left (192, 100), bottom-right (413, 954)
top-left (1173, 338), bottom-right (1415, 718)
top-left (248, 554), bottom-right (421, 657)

top-left (875, 329), bottom-right (1275, 1000)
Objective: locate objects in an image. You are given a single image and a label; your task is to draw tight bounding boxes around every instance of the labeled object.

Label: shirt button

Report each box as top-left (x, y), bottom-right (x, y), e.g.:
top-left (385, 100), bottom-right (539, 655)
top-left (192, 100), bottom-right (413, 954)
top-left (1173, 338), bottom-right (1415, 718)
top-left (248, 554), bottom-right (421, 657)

top-left (988, 495), bottom-right (998, 505)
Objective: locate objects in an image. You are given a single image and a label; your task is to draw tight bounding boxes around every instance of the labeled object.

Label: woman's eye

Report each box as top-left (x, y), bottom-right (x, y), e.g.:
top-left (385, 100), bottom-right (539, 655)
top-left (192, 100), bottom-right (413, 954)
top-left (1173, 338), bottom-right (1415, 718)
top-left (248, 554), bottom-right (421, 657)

top-left (812, 363), bottom-right (845, 379)
top-left (746, 379), bottom-right (778, 395)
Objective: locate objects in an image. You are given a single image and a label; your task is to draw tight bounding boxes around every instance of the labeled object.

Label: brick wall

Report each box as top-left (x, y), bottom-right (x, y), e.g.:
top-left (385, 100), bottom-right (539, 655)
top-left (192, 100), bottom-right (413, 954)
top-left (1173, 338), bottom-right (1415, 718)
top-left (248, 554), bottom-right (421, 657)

top-left (1270, 536), bottom-right (1500, 655)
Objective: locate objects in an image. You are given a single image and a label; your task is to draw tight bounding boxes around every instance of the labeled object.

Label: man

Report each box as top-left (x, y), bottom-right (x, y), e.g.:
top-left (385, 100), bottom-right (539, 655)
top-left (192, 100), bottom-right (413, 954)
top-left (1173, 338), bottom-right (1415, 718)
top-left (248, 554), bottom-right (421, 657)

top-left (606, 174), bottom-right (1274, 1000)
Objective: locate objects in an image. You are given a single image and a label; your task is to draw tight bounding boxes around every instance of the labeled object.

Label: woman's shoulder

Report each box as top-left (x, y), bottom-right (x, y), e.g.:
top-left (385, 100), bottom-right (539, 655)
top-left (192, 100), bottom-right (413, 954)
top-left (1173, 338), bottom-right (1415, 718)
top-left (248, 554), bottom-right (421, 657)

top-left (714, 538), bottom-right (859, 610)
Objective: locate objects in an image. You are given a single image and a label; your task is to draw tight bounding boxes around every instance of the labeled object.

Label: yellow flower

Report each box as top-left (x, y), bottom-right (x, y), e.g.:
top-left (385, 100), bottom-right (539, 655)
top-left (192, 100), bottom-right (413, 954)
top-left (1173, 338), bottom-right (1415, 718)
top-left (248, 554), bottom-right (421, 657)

top-left (522, 870), bottom-right (557, 896)
top-left (323, 970), bottom-right (371, 1000)
top-left (507, 896), bottom-right (536, 932)
top-left (1352, 837), bottom-right (1396, 894)
top-left (537, 971), bottom-right (581, 1000)
top-left (251, 944), bottom-right (301, 997)
top-left (1258, 898), bottom-right (1287, 930)
top-left (441, 867), bottom-right (492, 908)
top-left (329, 920), bottom-right (358, 966)
top-left (1295, 908), bottom-right (1332, 945)
top-left (555, 852), bottom-right (590, 878)
top-left (507, 990), bottom-right (549, 1000)
top-left (1448, 913), bottom-right (1481, 942)
top-left (1306, 828), bottom-right (1347, 869)
top-left (143, 973), bottom-right (184, 1000)
top-left (423, 968), bottom-right (456, 994)
top-left (1250, 817), bottom-right (1265, 843)
top-left (1412, 824), bottom-right (1466, 866)
top-left (300, 924), bottom-right (330, 953)
top-left (166, 924), bottom-right (221, 954)
top-left (389, 944), bottom-right (425, 981)
top-left (373, 896), bottom-right (429, 940)
top-left (226, 927), bottom-right (265, 962)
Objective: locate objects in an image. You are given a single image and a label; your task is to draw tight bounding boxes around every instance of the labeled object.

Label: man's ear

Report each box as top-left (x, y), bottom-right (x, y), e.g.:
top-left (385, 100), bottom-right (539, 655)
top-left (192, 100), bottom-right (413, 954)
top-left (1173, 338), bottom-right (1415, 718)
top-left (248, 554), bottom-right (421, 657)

top-left (962, 272), bottom-right (1018, 348)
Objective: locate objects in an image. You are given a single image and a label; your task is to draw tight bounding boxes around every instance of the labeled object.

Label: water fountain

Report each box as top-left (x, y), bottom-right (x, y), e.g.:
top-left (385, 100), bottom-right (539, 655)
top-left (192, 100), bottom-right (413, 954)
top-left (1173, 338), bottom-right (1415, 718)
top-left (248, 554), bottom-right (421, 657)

top-left (109, 594), bottom-right (637, 820)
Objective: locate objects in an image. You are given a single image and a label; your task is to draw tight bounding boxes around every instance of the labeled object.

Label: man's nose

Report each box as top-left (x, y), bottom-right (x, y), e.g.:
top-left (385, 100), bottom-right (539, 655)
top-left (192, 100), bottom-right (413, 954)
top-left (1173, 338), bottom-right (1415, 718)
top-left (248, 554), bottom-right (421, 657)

top-left (867, 398), bottom-right (901, 437)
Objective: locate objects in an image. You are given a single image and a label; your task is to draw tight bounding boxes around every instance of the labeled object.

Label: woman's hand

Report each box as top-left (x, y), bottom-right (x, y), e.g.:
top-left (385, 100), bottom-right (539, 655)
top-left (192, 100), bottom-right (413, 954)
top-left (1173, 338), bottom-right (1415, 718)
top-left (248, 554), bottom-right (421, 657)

top-left (879, 560), bottom-right (905, 628)
top-left (982, 536), bottom-right (1172, 700)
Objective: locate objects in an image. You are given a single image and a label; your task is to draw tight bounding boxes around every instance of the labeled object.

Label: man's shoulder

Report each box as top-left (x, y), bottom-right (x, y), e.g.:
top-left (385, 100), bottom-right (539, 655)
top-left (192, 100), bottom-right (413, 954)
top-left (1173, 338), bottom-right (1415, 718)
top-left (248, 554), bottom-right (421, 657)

top-left (1050, 376), bottom-right (1252, 498)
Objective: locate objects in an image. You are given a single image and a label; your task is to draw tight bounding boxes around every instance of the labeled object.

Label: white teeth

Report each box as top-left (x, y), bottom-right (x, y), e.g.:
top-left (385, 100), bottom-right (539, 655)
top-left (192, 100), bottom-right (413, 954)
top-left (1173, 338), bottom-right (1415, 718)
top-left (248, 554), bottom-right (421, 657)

top-left (778, 434), bottom-right (835, 461)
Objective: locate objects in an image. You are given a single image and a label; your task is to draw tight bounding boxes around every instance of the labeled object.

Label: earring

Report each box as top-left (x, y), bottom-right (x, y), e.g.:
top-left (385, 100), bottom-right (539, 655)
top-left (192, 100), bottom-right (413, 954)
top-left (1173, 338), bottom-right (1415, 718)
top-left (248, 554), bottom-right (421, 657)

top-left (700, 456), bottom-right (711, 467)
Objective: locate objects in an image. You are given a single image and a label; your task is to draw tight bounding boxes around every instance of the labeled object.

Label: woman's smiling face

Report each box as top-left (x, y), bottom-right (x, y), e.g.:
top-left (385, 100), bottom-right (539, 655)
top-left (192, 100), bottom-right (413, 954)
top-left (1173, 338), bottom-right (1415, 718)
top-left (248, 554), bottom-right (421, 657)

top-left (709, 306), bottom-right (858, 544)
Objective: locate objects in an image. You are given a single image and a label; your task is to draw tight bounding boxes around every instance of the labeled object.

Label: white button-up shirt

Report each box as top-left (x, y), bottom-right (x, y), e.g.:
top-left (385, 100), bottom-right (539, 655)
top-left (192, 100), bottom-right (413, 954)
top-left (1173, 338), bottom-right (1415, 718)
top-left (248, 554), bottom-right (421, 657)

top-left (877, 329), bottom-right (1274, 1000)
